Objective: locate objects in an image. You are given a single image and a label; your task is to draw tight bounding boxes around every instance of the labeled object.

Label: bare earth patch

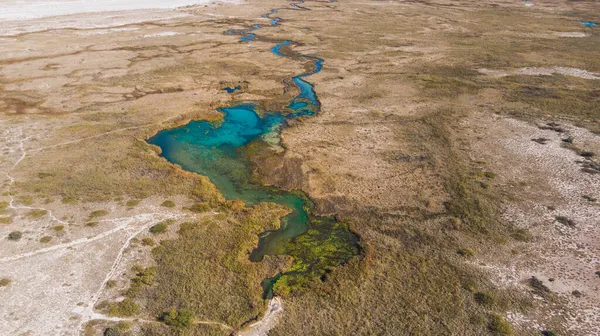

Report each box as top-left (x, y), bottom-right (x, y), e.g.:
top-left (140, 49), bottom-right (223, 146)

top-left (467, 113), bottom-right (600, 335)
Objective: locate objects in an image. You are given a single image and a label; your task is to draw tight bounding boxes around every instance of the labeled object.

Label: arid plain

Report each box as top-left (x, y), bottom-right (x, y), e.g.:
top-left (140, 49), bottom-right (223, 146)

top-left (1, 0), bottom-right (599, 335)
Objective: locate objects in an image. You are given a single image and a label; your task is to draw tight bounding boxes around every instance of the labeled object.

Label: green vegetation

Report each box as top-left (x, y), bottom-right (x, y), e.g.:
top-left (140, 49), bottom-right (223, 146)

top-left (488, 314), bottom-right (514, 336)
top-left (555, 216), bottom-right (575, 228)
top-left (0, 278), bottom-right (11, 287)
top-left (89, 210), bottom-right (109, 219)
top-left (107, 299), bottom-right (140, 317)
top-left (0, 216), bottom-right (12, 224)
top-left (159, 309), bottom-right (195, 329)
top-left (61, 196), bottom-right (77, 204)
top-left (125, 266), bottom-right (156, 298)
top-left (103, 328), bottom-right (120, 336)
top-left (542, 331), bottom-right (558, 336)
top-left (149, 222), bottom-right (169, 234)
top-left (273, 218), bottom-right (359, 296)
top-left (474, 291), bottom-right (497, 307)
top-left (26, 209), bottom-right (47, 218)
top-left (186, 202), bottom-right (210, 213)
top-left (512, 229), bottom-right (533, 242)
top-left (16, 133), bottom-right (225, 204)
top-left (415, 66), bottom-right (481, 98)
top-left (85, 222), bottom-right (98, 227)
top-left (457, 248), bottom-right (476, 257)
top-left (125, 199), bottom-right (140, 207)
top-left (8, 2), bottom-right (581, 335)
top-left (161, 200), bottom-right (176, 208)
top-left (142, 237), bottom-right (155, 246)
top-left (528, 277), bottom-right (551, 297)
top-left (8, 231), bottom-right (22, 241)
top-left (17, 195), bottom-right (33, 206)
top-left (141, 204), bottom-right (288, 331)
top-left (53, 225), bottom-right (65, 232)
top-left (40, 236), bottom-right (52, 243)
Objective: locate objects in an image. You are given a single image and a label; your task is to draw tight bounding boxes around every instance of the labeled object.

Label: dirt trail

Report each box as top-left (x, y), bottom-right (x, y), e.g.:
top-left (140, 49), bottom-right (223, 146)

top-left (75, 212), bottom-right (182, 332)
top-left (237, 298), bottom-right (283, 336)
top-left (0, 213), bottom-right (175, 263)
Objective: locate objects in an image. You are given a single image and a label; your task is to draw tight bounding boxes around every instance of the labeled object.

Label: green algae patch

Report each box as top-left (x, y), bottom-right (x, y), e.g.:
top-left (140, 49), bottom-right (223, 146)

top-left (273, 218), bottom-right (360, 296)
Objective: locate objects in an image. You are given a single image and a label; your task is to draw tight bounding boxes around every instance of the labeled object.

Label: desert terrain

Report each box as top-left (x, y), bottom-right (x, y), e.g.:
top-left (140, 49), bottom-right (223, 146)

top-left (0, 0), bottom-right (599, 335)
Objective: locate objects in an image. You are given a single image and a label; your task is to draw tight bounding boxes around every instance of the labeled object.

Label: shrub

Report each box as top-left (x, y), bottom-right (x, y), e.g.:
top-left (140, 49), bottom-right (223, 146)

top-left (142, 238), bottom-right (155, 246)
top-left (0, 278), bottom-right (11, 286)
top-left (161, 200), bottom-right (176, 208)
top-left (116, 322), bottom-right (131, 330)
top-left (474, 291), bottom-right (496, 307)
top-left (26, 209), bottom-right (47, 218)
top-left (89, 210), bottom-right (109, 219)
top-left (126, 200), bottom-right (140, 207)
top-left (488, 314), bottom-right (514, 336)
top-left (187, 202), bottom-right (210, 213)
top-left (125, 267), bottom-right (156, 298)
top-left (160, 309), bottom-right (195, 329)
top-left (108, 299), bottom-right (139, 317)
top-left (0, 217), bottom-right (12, 224)
top-left (61, 196), bottom-right (77, 204)
top-left (555, 216), bottom-right (575, 227)
top-left (542, 331), bottom-right (558, 336)
top-left (85, 222), bottom-right (98, 227)
top-left (8, 231), bottom-right (22, 241)
top-left (457, 248), bottom-right (476, 257)
top-left (103, 327), bottom-right (120, 336)
top-left (106, 280), bottom-right (117, 288)
top-left (512, 228), bottom-right (533, 242)
top-left (40, 236), bottom-right (52, 243)
top-left (17, 195), bottom-right (33, 206)
top-left (150, 222), bottom-right (169, 234)
top-left (528, 276), bottom-right (551, 297)
top-left (53, 225), bottom-right (65, 232)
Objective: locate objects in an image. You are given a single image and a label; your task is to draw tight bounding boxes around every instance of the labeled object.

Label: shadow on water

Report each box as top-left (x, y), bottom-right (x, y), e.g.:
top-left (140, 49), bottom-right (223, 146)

top-left (148, 0), bottom-right (359, 298)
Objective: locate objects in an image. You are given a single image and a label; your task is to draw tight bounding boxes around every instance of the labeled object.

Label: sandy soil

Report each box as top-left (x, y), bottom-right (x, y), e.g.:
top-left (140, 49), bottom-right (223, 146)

top-left (467, 114), bottom-right (600, 335)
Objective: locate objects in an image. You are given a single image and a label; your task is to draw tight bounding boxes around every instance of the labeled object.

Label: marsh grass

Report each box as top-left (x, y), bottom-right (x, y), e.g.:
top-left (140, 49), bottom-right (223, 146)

top-left (489, 313), bottom-right (514, 336)
top-left (15, 135), bottom-right (224, 204)
top-left (125, 199), bottom-right (140, 207)
top-left (270, 105), bottom-right (529, 334)
top-left (106, 299), bottom-right (140, 317)
top-left (141, 205), bottom-right (289, 331)
top-left (26, 209), bottom-right (47, 218)
top-left (89, 210), bottom-right (109, 219)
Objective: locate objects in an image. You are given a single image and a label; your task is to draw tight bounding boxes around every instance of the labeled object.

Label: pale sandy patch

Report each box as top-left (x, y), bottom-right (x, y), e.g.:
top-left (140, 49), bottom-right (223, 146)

top-left (479, 66), bottom-right (600, 79)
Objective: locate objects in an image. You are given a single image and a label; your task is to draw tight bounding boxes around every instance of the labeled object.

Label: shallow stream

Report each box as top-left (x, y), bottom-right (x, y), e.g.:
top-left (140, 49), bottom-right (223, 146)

top-left (148, 0), bottom-right (359, 298)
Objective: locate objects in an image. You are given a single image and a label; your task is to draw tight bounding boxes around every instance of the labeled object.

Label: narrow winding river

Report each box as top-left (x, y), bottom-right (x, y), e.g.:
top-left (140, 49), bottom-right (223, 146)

top-left (148, 0), bottom-right (358, 297)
